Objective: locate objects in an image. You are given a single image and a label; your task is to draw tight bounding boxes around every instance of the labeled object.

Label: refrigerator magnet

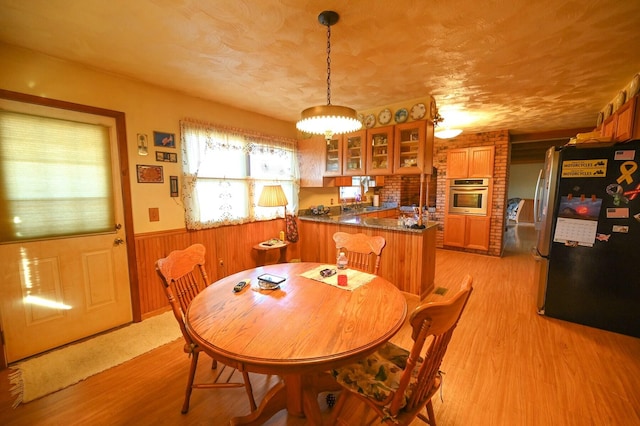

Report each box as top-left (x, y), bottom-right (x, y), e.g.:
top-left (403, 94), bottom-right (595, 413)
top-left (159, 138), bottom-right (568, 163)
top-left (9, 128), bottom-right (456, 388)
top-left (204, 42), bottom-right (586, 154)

top-left (606, 208), bottom-right (629, 218)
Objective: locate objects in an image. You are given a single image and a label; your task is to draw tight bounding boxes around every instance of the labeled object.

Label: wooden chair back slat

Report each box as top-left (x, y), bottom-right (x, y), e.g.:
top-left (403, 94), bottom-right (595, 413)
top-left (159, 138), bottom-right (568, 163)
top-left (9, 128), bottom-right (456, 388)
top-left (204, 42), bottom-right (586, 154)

top-left (332, 232), bottom-right (386, 274)
top-left (389, 274), bottom-right (473, 417)
top-left (155, 243), bottom-right (209, 347)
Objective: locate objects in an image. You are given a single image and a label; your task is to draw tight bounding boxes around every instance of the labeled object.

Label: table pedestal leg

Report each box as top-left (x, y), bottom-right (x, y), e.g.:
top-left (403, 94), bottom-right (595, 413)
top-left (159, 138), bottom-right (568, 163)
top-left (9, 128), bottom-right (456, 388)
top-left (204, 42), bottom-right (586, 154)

top-left (230, 380), bottom-right (287, 426)
top-left (229, 374), bottom-right (327, 426)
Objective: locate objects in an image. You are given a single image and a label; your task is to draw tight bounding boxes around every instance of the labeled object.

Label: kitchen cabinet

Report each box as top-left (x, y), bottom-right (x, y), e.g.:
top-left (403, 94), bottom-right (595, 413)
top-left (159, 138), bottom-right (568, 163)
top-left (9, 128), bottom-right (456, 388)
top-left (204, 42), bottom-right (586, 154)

top-left (446, 146), bottom-right (495, 178)
top-left (394, 121), bottom-right (426, 174)
top-left (324, 134), bottom-right (343, 176)
top-left (366, 125), bottom-right (394, 175)
top-left (601, 95), bottom-right (640, 142)
top-left (443, 214), bottom-right (491, 251)
top-left (298, 136), bottom-right (325, 187)
top-left (343, 130), bottom-right (367, 176)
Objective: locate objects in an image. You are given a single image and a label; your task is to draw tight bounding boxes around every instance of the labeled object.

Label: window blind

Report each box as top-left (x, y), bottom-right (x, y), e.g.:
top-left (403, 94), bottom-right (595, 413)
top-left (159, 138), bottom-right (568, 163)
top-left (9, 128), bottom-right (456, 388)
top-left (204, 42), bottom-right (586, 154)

top-left (0, 111), bottom-right (115, 242)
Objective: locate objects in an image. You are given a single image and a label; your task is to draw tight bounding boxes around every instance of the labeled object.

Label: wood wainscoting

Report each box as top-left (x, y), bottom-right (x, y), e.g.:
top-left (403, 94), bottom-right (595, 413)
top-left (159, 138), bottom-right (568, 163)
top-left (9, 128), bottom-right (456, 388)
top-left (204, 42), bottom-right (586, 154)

top-left (298, 219), bottom-right (436, 299)
top-left (134, 220), bottom-right (300, 318)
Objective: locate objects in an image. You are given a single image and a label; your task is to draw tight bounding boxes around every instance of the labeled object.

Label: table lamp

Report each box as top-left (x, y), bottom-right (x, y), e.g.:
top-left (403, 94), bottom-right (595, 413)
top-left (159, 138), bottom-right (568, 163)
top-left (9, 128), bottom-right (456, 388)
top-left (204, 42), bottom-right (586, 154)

top-left (258, 184), bottom-right (288, 241)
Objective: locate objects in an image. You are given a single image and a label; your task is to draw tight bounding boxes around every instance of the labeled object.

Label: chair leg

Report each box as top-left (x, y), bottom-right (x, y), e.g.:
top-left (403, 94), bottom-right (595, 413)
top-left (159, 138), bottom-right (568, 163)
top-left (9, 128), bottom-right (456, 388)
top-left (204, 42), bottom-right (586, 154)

top-left (425, 399), bottom-right (436, 426)
top-left (182, 351), bottom-right (200, 414)
top-left (242, 371), bottom-right (257, 411)
top-left (328, 388), bottom-right (349, 425)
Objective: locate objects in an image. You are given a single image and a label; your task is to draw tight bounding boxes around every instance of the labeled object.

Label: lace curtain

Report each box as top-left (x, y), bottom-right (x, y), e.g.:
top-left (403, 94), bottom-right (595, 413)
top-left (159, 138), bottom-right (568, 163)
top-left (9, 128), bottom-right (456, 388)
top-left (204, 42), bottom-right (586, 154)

top-left (180, 119), bottom-right (299, 230)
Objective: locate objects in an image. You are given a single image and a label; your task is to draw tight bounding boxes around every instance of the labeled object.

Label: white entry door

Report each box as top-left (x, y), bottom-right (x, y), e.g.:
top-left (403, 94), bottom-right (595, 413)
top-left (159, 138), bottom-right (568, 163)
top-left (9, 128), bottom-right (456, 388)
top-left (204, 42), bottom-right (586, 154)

top-left (0, 99), bottom-right (132, 363)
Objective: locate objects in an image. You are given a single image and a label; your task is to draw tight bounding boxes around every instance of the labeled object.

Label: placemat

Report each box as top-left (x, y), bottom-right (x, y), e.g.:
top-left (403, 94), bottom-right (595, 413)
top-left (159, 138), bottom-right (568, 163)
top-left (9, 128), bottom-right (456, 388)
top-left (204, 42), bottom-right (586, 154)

top-left (300, 264), bottom-right (376, 291)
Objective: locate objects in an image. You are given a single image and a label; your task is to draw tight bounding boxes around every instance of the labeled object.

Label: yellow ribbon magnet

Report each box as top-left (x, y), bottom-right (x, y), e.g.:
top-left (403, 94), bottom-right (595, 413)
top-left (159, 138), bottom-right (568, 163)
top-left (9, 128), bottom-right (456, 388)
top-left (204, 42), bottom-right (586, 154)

top-left (616, 161), bottom-right (638, 185)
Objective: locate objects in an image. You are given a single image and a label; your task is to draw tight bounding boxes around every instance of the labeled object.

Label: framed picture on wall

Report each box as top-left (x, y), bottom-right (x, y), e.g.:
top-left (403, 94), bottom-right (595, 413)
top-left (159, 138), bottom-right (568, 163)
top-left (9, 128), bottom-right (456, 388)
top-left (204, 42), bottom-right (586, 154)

top-left (170, 176), bottom-right (179, 197)
top-left (137, 133), bottom-right (149, 155)
top-left (153, 131), bottom-right (175, 148)
top-left (155, 151), bottom-right (177, 162)
top-left (136, 164), bottom-right (164, 183)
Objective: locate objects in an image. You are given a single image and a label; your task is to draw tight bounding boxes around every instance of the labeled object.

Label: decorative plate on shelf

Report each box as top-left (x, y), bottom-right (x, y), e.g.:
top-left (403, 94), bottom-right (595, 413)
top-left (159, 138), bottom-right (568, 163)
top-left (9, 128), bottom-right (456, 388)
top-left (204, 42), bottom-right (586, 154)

top-left (596, 111), bottom-right (604, 128)
top-left (410, 103), bottom-right (426, 120)
top-left (629, 73), bottom-right (640, 98)
top-left (378, 108), bottom-right (392, 125)
top-left (364, 114), bottom-right (376, 129)
top-left (395, 108), bottom-right (408, 123)
top-left (604, 103), bottom-right (613, 120)
top-left (357, 113), bottom-right (365, 125)
top-left (613, 90), bottom-right (627, 112)
top-left (429, 99), bottom-right (437, 120)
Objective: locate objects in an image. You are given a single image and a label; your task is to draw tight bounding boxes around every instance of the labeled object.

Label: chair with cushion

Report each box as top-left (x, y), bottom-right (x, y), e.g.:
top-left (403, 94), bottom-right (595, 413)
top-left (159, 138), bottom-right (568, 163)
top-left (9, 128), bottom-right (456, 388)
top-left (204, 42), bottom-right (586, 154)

top-left (155, 243), bottom-right (257, 414)
top-left (332, 231), bottom-right (386, 274)
top-left (329, 275), bottom-right (473, 426)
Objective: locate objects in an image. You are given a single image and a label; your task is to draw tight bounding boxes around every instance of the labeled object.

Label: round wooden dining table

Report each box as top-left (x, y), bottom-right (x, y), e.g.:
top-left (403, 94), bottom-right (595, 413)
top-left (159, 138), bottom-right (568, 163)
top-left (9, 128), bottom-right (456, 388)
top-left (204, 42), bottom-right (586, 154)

top-left (185, 262), bottom-right (407, 425)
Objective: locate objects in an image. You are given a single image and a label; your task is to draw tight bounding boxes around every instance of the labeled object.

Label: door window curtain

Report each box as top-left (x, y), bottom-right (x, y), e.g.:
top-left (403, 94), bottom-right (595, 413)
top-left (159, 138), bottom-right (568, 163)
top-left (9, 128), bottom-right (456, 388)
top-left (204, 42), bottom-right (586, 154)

top-left (180, 119), bottom-right (299, 230)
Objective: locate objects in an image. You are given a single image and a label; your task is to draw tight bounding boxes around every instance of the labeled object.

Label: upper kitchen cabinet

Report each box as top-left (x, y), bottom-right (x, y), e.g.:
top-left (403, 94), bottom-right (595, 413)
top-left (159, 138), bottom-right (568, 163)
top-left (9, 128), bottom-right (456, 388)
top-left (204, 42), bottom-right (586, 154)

top-left (324, 134), bottom-right (343, 176)
top-left (394, 121), bottom-right (425, 174)
top-left (298, 135), bottom-right (325, 187)
top-left (601, 95), bottom-right (640, 142)
top-left (446, 146), bottom-right (495, 178)
top-left (343, 129), bottom-right (367, 176)
top-left (366, 125), bottom-right (394, 175)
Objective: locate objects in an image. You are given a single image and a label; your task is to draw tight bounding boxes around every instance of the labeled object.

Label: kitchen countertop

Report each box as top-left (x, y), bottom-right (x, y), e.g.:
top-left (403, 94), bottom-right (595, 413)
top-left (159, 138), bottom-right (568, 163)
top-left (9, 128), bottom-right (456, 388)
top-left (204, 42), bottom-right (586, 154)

top-left (299, 210), bottom-right (437, 233)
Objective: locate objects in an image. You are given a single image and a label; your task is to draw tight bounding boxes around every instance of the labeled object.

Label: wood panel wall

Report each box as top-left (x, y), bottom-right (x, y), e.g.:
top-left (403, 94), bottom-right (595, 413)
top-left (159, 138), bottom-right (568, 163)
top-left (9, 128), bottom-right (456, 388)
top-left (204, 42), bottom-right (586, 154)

top-left (298, 220), bottom-right (436, 299)
top-left (134, 219), bottom-right (301, 318)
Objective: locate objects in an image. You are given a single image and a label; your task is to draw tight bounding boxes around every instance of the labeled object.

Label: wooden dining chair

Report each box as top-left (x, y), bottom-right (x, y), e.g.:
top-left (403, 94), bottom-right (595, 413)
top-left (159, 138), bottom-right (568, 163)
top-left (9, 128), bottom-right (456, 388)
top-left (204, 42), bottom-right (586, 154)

top-left (329, 275), bottom-right (473, 426)
top-left (155, 243), bottom-right (257, 414)
top-left (332, 231), bottom-right (386, 274)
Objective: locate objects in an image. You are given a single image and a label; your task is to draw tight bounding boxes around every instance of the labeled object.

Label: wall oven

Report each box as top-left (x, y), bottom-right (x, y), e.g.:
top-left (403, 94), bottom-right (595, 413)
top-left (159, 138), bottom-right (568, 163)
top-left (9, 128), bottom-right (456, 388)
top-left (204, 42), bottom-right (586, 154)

top-left (448, 178), bottom-right (490, 215)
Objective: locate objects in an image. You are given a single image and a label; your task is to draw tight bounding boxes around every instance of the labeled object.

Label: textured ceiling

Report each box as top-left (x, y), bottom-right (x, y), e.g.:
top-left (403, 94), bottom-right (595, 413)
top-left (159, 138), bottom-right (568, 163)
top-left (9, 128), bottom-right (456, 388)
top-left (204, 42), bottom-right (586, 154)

top-left (1, 0), bottom-right (640, 135)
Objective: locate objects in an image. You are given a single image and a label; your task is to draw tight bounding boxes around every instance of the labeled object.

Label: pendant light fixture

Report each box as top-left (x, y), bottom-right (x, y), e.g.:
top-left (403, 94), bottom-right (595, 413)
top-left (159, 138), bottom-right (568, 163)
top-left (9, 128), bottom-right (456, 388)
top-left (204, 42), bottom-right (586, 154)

top-left (296, 10), bottom-right (361, 142)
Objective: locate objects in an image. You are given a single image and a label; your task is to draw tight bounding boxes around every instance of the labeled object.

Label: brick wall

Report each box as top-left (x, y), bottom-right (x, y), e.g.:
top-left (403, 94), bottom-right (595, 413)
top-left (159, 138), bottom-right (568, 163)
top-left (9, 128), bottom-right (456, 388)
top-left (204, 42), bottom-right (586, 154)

top-left (434, 130), bottom-right (510, 256)
top-left (377, 129), bottom-right (509, 257)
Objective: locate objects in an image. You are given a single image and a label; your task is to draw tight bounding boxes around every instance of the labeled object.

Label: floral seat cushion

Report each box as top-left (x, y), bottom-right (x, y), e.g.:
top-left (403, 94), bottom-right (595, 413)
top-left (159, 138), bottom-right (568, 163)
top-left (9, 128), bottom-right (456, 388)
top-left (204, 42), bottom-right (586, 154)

top-left (332, 341), bottom-right (422, 410)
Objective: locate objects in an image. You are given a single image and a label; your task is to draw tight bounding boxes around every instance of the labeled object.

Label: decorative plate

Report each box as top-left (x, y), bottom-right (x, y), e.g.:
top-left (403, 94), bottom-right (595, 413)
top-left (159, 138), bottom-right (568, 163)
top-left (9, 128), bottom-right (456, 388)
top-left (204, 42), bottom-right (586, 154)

top-left (596, 111), bottom-right (604, 128)
top-left (364, 113), bottom-right (376, 129)
top-left (378, 108), bottom-right (392, 125)
top-left (429, 99), bottom-right (437, 120)
top-left (410, 103), bottom-right (426, 120)
top-left (629, 73), bottom-right (640, 98)
top-left (613, 90), bottom-right (626, 111)
top-left (395, 108), bottom-right (408, 123)
top-left (357, 113), bottom-right (365, 125)
top-left (604, 103), bottom-right (613, 120)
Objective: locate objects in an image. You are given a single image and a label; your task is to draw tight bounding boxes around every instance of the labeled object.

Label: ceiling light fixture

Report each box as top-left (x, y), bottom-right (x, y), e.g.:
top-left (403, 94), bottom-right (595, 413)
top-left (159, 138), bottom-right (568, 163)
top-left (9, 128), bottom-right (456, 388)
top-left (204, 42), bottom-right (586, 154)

top-left (434, 128), bottom-right (463, 139)
top-left (433, 110), bottom-right (462, 139)
top-left (296, 10), bottom-right (361, 142)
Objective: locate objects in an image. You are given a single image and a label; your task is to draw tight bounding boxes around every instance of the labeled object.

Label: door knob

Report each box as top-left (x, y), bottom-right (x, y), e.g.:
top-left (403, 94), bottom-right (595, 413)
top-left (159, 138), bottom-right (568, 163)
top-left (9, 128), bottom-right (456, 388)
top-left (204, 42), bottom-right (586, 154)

top-left (114, 238), bottom-right (125, 246)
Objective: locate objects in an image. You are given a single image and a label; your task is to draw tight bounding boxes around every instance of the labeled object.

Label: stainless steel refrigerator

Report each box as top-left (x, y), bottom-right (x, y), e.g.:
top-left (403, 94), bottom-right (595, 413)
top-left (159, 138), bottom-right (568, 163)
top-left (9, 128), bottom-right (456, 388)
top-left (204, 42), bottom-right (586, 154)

top-left (533, 140), bottom-right (640, 338)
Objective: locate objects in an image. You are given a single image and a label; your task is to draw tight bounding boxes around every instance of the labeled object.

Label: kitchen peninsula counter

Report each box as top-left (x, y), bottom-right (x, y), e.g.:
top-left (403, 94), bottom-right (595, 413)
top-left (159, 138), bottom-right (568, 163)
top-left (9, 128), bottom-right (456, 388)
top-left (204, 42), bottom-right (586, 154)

top-left (298, 214), bottom-right (436, 298)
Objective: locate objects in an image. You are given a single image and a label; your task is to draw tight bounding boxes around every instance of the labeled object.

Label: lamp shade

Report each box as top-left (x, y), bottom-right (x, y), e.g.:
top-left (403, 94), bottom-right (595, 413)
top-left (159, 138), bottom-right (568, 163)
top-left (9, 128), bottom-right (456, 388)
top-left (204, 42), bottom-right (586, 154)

top-left (296, 105), bottom-right (362, 139)
top-left (258, 185), bottom-right (288, 207)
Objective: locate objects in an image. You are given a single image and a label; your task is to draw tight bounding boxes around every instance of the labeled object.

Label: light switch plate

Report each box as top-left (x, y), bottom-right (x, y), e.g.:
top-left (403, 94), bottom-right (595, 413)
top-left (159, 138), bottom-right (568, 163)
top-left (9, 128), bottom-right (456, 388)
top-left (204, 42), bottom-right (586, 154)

top-left (149, 207), bottom-right (160, 222)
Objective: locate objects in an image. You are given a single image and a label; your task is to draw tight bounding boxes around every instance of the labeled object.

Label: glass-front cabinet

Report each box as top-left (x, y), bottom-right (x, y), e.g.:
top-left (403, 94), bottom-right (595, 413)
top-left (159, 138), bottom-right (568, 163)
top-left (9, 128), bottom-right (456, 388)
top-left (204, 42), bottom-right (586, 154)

top-left (366, 125), bottom-right (394, 175)
top-left (324, 135), bottom-right (343, 176)
top-left (342, 130), bottom-right (366, 176)
top-left (394, 121), bottom-right (426, 174)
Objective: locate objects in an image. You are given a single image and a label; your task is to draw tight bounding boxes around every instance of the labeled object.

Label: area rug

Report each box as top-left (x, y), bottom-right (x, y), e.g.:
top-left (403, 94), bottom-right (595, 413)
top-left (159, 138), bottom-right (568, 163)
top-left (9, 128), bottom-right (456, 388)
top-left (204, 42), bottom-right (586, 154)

top-left (8, 311), bottom-right (181, 408)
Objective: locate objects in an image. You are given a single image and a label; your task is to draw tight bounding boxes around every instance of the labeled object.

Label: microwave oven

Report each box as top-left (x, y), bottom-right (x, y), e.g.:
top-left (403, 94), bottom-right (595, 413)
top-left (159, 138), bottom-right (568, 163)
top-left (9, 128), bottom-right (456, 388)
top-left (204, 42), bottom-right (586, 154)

top-left (448, 178), bottom-right (490, 215)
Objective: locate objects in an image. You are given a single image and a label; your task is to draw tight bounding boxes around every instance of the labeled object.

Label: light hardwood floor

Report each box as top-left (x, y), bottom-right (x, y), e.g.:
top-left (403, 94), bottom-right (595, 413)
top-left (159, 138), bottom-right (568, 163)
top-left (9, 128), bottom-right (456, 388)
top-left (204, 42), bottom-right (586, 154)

top-left (1, 223), bottom-right (639, 425)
